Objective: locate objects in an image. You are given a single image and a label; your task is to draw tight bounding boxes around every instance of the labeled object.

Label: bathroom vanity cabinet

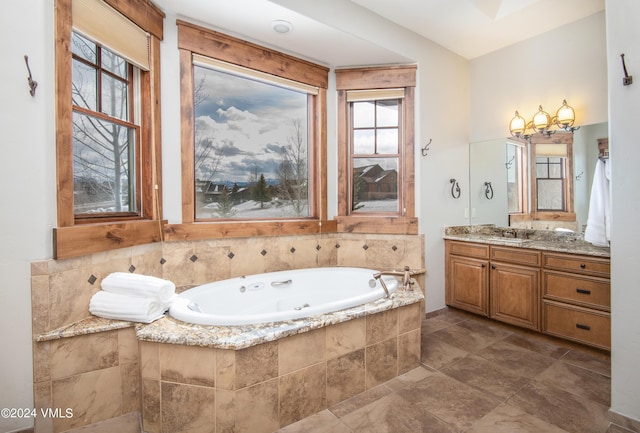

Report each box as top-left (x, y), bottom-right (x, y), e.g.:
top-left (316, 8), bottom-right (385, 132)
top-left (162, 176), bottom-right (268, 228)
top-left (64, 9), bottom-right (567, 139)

top-left (445, 241), bottom-right (540, 331)
top-left (445, 239), bottom-right (611, 350)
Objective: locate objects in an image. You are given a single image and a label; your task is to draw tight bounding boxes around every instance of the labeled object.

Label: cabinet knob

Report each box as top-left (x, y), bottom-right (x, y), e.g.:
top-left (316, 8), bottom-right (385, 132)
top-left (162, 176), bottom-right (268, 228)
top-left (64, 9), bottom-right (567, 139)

top-left (481, 263), bottom-right (486, 268)
top-left (580, 263), bottom-right (586, 268)
top-left (491, 265), bottom-right (496, 269)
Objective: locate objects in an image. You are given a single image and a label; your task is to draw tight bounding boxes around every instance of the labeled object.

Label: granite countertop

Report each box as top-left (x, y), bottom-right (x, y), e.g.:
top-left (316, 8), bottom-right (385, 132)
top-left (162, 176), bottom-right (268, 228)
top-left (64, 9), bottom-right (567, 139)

top-left (36, 316), bottom-right (135, 342)
top-left (36, 285), bottom-right (424, 350)
top-left (444, 225), bottom-right (610, 258)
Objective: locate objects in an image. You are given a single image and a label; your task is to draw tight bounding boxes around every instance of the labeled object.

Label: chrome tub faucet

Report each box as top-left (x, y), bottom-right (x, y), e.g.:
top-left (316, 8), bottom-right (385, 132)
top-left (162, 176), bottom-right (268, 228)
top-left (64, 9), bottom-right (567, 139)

top-left (373, 266), bottom-right (426, 296)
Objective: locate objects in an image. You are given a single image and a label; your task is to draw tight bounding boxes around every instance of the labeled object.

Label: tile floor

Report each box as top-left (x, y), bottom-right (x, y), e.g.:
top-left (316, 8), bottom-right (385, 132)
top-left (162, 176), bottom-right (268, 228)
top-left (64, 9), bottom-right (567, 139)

top-left (275, 308), bottom-right (626, 433)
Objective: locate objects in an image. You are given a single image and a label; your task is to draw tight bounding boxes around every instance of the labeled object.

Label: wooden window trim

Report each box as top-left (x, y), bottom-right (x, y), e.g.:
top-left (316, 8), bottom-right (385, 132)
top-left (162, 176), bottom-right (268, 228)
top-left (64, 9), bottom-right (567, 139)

top-left (510, 132), bottom-right (576, 224)
top-left (166, 20), bottom-right (331, 242)
top-left (335, 66), bottom-right (418, 234)
top-left (53, 0), bottom-right (164, 259)
top-left (530, 133), bottom-right (574, 221)
top-left (507, 140), bottom-right (529, 215)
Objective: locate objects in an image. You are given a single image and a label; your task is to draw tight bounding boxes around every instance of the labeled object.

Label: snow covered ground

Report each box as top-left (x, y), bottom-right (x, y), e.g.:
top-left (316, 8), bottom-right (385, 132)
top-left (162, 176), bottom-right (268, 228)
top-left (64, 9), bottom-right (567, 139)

top-left (196, 198), bottom-right (398, 218)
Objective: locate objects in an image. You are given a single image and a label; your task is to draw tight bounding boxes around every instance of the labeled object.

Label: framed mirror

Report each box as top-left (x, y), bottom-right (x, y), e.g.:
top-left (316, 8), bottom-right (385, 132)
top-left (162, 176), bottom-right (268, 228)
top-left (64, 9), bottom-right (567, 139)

top-left (469, 122), bottom-right (608, 231)
top-left (510, 132), bottom-right (576, 229)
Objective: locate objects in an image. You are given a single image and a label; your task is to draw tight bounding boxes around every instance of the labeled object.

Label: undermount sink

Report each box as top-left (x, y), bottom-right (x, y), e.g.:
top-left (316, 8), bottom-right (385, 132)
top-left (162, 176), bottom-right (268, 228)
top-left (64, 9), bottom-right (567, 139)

top-left (486, 237), bottom-right (526, 245)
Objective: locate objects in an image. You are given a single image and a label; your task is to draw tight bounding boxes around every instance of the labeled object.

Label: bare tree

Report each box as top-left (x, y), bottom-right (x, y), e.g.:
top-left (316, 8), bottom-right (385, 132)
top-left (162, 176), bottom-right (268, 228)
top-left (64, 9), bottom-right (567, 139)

top-left (193, 74), bottom-right (225, 186)
top-left (194, 129), bottom-right (224, 184)
top-left (276, 119), bottom-right (308, 216)
top-left (193, 75), bottom-right (207, 108)
top-left (71, 33), bottom-right (133, 212)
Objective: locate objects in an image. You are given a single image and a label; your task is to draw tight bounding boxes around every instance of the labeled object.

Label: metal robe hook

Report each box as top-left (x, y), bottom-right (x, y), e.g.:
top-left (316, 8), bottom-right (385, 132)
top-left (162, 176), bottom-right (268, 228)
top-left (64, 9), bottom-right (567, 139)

top-left (621, 53), bottom-right (633, 86)
top-left (421, 138), bottom-right (432, 156)
top-left (450, 178), bottom-right (461, 199)
top-left (24, 55), bottom-right (38, 97)
top-left (484, 182), bottom-right (494, 200)
top-left (505, 155), bottom-right (515, 169)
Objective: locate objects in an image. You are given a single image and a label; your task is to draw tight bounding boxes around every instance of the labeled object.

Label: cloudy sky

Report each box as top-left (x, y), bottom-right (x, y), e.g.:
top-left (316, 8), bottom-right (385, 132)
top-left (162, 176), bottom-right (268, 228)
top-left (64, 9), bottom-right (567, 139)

top-left (193, 65), bottom-right (308, 185)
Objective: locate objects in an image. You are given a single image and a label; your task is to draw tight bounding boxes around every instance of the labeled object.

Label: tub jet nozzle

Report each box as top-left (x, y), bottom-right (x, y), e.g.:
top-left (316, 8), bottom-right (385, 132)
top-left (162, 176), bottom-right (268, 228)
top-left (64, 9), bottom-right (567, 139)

top-left (187, 301), bottom-right (203, 313)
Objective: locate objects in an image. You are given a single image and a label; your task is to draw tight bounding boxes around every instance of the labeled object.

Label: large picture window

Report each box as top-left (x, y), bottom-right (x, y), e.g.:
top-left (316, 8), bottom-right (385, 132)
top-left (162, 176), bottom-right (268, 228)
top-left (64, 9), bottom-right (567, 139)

top-left (173, 21), bottom-right (329, 240)
top-left (193, 64), bottom-right (312, 220)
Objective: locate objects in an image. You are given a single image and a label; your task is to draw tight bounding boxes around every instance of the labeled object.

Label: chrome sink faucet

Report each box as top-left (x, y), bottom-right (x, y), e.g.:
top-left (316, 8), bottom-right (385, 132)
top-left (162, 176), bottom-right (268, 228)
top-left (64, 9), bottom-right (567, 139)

top-left (502, 229), bottom-right (517, 238)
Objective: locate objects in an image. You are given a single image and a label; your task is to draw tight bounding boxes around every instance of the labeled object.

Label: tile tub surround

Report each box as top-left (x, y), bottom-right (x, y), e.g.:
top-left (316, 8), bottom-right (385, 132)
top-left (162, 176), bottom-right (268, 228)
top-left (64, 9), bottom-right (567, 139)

top-left (32, 328), bottom-right (141, 433)
top-left (139, 302), bottom-right (423, 433)
top-left (30, 233), bottom-right (424, 433)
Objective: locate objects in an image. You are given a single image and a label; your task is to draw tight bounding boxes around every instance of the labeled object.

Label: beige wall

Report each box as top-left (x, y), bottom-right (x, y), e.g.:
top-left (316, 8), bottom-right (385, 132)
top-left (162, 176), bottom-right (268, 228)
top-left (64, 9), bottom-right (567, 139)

top-left (470, 12), bottom-right (608, 144)
top-left (607, 0), bottom-right (640, 424)
top-left (0, 0), bottom-right (56, 431)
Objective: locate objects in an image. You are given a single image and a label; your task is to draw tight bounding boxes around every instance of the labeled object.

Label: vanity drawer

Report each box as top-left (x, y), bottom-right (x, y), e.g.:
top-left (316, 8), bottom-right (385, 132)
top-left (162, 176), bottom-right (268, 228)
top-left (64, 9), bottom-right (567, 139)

top-left (543, 271), bottom-right (610, 311)
top-left (491, 246), bottom-right (541, 267)
top-left (447, 241), bottom-right (489, 259)
top-left (543, 253), bottom-right (610, 277)
top-left (543, 300), bottom-right (610, 350)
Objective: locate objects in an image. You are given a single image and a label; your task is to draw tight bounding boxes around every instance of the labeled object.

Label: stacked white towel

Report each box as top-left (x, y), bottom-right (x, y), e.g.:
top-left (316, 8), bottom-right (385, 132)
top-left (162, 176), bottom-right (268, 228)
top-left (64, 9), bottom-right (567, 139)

top-left (584, 159), bottom-right (611, 247)
top-left (89, 272), bottom-right (176, 323)
top-left (101, 272), bottom-right (176, 303)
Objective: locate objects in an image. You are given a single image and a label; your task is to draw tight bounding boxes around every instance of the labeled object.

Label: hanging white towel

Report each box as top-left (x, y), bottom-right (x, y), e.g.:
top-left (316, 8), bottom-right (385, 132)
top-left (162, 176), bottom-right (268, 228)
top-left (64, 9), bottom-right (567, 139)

top-left (89, 291), bottom-right (167, 323)
top-left (584, 159), bottom-right (611, 247)
top-left (101, 272), bottom-right (176, 303)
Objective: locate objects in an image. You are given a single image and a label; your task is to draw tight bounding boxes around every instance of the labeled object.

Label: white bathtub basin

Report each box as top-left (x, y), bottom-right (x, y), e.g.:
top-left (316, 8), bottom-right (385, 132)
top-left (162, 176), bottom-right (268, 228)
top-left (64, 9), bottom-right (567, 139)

top-left (169, 267), bottom-right (398, 326)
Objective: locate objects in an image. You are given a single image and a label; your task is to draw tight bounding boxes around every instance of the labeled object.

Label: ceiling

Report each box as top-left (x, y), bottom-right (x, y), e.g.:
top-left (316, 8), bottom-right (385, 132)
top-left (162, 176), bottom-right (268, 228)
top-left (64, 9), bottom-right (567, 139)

top-left (154, 0), bottom-right (605, 66)
top-left (350, 0), bottom-right (605, 59)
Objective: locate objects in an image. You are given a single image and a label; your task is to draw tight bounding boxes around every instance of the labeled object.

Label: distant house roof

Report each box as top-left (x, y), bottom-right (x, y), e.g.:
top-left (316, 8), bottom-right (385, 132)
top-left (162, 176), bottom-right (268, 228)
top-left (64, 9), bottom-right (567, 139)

top-left (354, 164), bottom-right (396, 184)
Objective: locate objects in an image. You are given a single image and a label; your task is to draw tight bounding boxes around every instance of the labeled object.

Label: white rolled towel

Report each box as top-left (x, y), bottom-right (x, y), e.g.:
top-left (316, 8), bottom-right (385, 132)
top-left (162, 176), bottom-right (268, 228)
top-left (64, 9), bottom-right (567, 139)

top-left (101, 272), bottom-right (176, 303)
top-left (89, 291), bottom-right (167, 323)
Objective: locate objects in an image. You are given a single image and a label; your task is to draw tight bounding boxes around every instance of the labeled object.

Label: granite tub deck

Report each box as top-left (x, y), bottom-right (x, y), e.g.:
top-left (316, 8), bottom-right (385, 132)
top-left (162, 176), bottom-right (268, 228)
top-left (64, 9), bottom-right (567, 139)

top-left (35, 287), bottom-right (424, 433)
top-left (444, 225), bottom-right (610, 257)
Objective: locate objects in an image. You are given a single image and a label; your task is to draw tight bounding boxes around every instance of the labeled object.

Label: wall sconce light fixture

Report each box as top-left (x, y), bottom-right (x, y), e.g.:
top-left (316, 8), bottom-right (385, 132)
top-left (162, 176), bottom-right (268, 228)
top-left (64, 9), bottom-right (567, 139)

top-left (509, 100), bottom-right (579, 139)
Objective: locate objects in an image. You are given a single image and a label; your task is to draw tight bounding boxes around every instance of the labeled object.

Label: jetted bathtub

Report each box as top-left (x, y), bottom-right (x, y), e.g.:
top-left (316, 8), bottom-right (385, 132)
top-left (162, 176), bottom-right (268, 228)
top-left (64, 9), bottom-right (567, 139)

top-left (169, 267), bottom-right (399, 326)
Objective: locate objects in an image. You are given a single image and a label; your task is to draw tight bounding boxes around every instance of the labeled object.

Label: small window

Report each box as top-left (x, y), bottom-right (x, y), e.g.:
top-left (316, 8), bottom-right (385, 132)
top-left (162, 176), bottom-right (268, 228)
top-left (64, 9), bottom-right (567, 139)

top-left (351, 99), bottom-right (402, 214)
top-left (336, 66), bottom-right (417, 234)
top-left (72, 32), bottom-right (140, 217)
top-left (535, 157), bottom-right (566, 211)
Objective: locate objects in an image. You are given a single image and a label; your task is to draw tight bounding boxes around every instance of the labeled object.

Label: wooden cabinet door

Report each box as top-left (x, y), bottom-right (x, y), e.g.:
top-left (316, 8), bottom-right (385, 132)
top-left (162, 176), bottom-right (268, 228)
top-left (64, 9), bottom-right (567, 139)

top-left (446, 255), bottom-right (489, 316)
top-left (490, 262), bottom-right (540, 330)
